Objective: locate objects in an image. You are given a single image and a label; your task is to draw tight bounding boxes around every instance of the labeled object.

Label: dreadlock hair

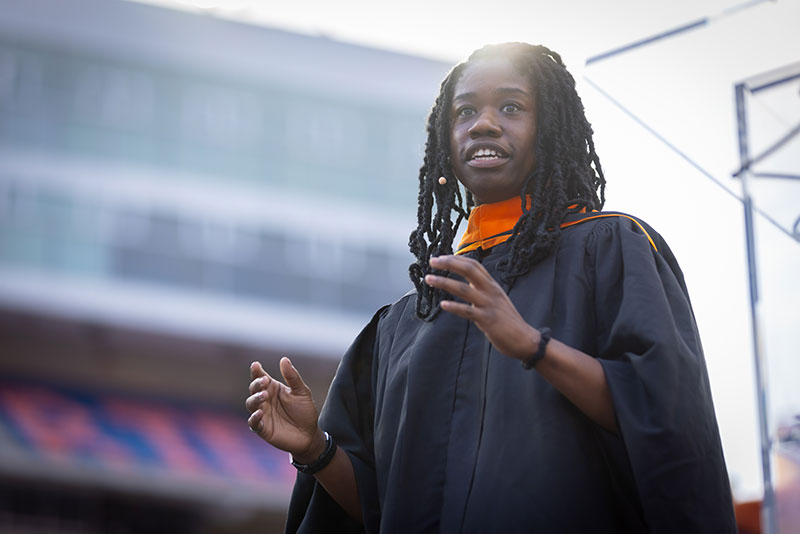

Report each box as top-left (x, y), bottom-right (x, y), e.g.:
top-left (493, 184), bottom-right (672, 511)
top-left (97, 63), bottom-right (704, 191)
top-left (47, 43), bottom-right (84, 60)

top-left (408, 42), bottom-right (606, 320)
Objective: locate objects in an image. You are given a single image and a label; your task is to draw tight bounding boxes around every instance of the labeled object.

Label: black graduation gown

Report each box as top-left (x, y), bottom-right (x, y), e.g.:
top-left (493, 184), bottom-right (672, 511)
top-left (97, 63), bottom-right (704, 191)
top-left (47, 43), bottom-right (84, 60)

top-left (286, 213), bottom-right (737, 534)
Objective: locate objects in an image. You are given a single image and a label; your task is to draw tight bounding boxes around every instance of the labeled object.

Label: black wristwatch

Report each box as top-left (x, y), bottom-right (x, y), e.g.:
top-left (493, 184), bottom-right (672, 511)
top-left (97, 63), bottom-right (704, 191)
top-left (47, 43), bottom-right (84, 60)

top-left (291, 431), bottom-right (338, 475)
top-left (522, 327), bottom-right (551, 369)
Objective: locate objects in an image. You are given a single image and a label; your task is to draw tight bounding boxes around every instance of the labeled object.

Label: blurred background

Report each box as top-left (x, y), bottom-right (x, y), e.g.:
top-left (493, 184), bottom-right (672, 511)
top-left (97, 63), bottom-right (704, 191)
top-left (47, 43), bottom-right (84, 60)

top-left (0, 0), bottom-right (797, 532)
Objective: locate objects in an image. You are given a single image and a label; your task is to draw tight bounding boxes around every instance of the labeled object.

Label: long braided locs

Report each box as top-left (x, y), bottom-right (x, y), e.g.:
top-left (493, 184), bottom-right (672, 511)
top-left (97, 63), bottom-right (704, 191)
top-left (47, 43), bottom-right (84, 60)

top-left (408, 43), bottom-right (606, 320)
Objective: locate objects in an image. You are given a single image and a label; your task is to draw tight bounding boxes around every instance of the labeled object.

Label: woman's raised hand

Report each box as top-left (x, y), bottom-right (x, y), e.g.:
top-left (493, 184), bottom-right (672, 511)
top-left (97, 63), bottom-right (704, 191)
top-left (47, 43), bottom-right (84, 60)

top-left (425, 255), bottom-right (539, 361)
top-left (246, 357), bottom-right (326, 463)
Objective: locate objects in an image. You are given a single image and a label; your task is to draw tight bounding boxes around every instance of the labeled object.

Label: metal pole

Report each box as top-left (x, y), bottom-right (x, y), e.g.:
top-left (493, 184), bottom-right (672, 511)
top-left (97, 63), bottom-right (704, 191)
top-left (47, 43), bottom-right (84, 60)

top-left (735, 82), bottom-right (778, 534)
top-left (585, 0), bottom-right (773, 67)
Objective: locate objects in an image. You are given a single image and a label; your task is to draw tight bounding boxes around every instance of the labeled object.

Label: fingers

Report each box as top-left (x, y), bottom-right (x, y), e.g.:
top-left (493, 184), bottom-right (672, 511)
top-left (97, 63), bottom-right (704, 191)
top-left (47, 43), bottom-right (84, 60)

top-left (429, 255), bottom-right (495, 289)
top-left (424, 273), bottom-right (480, 304)
top-left (249, 373), bottom-right (271, 394)
top-left (280, 357), bottom-right (311, 396)
top-left (249, 360), bottom-right (296, 395)
top-left (247, 408), bottom-right (263, 433)
top-left (245, 390), bottom-right (266, 412)
top-left (249, 361), bottom-right (272, 394)
top-left (427, 256), bottom-right (503, 308)
top-left (440, 299), bottom-right (482, 320)
top-left (250, 361), bottom-right (267, 380)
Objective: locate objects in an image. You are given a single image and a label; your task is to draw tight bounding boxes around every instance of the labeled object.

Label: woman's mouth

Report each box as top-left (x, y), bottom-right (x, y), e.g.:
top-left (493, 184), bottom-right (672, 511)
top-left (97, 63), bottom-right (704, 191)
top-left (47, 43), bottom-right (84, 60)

top-left (468, 147), bottom-right (509, 168)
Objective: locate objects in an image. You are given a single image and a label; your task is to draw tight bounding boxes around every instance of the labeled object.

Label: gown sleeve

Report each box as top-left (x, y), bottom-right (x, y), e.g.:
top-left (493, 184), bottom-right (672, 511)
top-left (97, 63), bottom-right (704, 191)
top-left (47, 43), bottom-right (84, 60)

top-left (588, 218), bottom-right (737, 533)
top-left (285, 306), bottom-right (389, 534)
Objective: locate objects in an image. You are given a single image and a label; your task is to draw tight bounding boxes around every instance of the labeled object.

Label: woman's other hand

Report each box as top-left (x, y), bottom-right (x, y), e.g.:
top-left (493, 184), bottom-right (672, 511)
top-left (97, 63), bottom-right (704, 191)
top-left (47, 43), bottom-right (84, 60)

top-left (426, 254), bottom-right (617, 432)
top-left (425, 255), bottom-right (539, 361)
top-left (246, 357), bottom-right (325, 463)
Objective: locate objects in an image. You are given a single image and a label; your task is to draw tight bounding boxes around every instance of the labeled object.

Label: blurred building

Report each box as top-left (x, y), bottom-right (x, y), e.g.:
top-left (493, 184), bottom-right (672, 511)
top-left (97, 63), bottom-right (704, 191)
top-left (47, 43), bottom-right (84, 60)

top-left (0, 0), bottom-right (450, 532)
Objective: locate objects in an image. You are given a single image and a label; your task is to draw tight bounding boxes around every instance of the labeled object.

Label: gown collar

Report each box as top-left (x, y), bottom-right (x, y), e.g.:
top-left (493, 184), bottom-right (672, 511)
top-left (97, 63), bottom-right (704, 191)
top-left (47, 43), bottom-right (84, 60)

top-left (456, 196), bottom-right (531, 255)
top-left (455, 197), bottom-right (603, 255)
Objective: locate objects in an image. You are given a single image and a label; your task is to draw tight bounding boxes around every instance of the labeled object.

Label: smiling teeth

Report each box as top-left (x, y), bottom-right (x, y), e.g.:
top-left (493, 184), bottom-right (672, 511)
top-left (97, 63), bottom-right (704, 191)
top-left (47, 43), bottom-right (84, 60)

top-left (472, 148), bottom-right (501, 159)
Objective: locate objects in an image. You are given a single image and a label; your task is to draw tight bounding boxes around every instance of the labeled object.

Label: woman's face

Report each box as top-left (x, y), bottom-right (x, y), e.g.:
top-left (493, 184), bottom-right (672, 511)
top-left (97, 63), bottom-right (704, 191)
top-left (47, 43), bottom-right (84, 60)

top-left (449, 57), bottom-right (538, 205)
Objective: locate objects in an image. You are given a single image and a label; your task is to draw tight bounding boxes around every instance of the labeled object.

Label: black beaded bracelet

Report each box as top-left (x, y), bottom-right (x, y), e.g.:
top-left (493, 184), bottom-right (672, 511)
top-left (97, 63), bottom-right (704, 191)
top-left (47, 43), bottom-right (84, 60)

top-left (291, 432), bottom-right (338, 475)
top-left (522, 327), bottom-right (551, 370)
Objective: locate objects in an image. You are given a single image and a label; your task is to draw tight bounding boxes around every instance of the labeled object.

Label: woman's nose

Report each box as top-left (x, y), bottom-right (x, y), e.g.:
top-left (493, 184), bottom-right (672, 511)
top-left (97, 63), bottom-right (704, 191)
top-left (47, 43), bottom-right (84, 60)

top-left (468, 110), bottom-right (502, 138)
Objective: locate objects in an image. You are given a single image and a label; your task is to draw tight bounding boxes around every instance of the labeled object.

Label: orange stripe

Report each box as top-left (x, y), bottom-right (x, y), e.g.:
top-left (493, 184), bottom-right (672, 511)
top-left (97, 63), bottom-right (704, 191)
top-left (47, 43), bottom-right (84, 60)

top-left (457, 234), bottom-right (512, 255)
top-left (456, 212), bottom-right (658, 255)
top-left (560, 213), bottom-right (658, 252)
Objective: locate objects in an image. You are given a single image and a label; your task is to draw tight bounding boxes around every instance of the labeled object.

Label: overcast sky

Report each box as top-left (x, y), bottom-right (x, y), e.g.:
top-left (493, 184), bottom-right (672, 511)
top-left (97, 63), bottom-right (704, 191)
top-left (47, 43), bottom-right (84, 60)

top-left (133, 0), bottom-right (800, 500)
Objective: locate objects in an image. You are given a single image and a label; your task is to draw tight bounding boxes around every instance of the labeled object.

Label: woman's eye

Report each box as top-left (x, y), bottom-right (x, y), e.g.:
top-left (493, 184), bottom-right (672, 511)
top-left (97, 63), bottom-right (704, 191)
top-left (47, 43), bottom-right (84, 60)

top-left (457, 107), bottom-right (475, 118)
top-left (502, 103), bottom-right (520, 113)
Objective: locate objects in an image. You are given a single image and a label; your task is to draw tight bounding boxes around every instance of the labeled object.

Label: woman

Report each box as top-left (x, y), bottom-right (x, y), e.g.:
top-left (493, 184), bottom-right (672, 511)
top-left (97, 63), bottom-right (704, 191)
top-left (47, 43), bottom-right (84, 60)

top-left (246, 43), bottom-right (736, 533)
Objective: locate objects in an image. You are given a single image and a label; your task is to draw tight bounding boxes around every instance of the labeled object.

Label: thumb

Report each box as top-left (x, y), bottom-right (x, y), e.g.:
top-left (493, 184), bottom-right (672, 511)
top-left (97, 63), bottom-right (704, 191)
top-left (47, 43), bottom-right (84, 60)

top-left (280, 357), bottom-right (311, 396)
